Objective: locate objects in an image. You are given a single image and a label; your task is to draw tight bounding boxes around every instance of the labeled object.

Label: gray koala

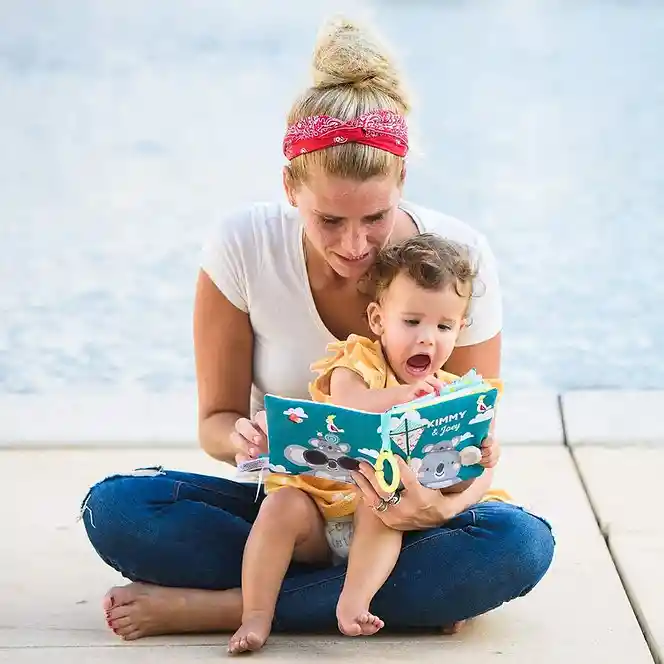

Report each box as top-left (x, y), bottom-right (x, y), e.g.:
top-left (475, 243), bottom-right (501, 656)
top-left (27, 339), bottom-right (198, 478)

top-left (415, 437), bottom-right (483, 489)
top-left (283, 433), bottom-right (360, 482)
top-left (416, 441), bottom-right (462, 489)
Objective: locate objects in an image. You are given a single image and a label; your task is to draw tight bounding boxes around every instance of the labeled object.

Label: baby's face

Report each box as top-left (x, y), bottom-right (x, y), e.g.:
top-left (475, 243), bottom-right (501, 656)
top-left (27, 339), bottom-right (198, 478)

top-left (368, 272), bottom-right (468, 384)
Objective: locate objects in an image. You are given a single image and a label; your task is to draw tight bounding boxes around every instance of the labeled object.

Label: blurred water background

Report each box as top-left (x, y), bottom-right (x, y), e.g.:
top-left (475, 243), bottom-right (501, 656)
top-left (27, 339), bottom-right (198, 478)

top-left (1, 0), bottom-right (663, 395)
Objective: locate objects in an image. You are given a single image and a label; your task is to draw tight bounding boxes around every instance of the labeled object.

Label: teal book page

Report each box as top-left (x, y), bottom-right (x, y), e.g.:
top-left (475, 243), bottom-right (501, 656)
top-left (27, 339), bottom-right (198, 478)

top-left (263, 384), bottom-right (498, 489)
top-left (264, 395), bottom-right (389, 485)
top-left (392, 387), bottom-right (498, 489)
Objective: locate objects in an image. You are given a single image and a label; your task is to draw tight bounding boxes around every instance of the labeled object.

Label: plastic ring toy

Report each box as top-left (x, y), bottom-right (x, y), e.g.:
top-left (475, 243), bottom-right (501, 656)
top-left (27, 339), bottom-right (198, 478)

top-left (374, 450), bottom-right (400, 494)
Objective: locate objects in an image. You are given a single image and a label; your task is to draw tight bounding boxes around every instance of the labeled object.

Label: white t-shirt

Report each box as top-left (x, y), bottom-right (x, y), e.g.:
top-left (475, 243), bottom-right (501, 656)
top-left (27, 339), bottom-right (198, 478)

top-left (200, 200), bottom-right (502, 417)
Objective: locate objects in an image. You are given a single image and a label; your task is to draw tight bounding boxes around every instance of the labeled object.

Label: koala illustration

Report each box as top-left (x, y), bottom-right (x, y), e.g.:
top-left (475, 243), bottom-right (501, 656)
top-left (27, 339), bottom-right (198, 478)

top-left (416, 441), bottom-right (462, 489)
top-left (284, 433), bottom-right (360, 482)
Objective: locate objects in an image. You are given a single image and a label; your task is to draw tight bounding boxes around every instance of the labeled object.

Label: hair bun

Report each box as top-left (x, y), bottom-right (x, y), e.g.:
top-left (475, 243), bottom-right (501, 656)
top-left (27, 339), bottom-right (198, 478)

top-left (311, 16), bottom-right (410, 113)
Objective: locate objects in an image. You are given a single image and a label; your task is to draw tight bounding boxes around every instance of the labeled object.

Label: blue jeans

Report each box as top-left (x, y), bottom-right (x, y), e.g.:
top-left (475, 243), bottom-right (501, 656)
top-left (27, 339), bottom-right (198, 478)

top-left (80, 467), bottom-right (555, 631)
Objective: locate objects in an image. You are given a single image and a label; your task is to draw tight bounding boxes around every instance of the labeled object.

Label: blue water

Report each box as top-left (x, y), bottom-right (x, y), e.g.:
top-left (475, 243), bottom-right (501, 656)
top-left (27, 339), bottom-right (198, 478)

top-left (1, 0), bottom-right (663, 394)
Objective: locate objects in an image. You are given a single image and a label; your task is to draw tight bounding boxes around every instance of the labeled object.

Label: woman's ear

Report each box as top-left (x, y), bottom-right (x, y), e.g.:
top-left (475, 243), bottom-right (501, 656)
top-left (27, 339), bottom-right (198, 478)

top-left (367, 301), bottom-right (384, 336)
top-left (283, 166), bottom-right (297, 207)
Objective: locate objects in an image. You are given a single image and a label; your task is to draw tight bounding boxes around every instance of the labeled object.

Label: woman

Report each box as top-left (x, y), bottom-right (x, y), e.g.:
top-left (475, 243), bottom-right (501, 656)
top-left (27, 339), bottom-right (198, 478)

top-left (81, 17), bottom-right (554, 641)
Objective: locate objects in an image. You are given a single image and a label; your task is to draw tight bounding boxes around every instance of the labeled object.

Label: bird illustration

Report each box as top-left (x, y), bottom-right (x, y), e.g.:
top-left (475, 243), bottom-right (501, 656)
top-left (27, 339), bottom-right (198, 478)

top-left (477, 395), bottom-right (489, 413)
top-left (326, 414), bottom-right (344, 434)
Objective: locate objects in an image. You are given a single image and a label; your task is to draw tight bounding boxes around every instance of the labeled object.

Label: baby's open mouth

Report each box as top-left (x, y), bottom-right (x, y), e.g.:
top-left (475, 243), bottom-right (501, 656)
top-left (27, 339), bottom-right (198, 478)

top-left (406, 353), bottom-right (432, 374)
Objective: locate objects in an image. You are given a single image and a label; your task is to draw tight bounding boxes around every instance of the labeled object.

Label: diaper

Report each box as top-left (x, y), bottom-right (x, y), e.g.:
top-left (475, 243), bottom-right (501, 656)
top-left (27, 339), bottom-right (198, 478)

top-left (324, 516), bottom-right (354, 563)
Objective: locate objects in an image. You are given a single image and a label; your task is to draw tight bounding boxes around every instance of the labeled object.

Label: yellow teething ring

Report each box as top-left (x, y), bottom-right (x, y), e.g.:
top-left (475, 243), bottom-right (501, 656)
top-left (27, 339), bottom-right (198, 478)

top-left (374, 450), bottom-right (400, 494)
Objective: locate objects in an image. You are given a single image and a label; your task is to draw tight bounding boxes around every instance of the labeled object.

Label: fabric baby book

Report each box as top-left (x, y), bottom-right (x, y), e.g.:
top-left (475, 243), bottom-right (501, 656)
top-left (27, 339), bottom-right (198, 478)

top-left (238, 370), bottom-right (500, 492)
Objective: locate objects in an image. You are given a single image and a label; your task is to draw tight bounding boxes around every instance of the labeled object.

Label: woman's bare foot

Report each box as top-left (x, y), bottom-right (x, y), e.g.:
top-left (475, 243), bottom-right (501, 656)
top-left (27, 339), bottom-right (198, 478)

top-left (103, 582), bottom-right (242, 640)
top-left (228, 612), bottom-right (272, 654)
top-left (336, 597), bottom-right (384, 637)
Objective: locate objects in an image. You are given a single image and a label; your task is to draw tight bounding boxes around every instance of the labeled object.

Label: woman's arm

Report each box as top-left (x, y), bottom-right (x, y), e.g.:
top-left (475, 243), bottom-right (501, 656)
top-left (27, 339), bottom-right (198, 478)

top-left (444, 332), bottom-right (501, 379)
top-left (446, 329), bottom-right (502, 419)
top-left (193, 269), bottom-right (254, 463)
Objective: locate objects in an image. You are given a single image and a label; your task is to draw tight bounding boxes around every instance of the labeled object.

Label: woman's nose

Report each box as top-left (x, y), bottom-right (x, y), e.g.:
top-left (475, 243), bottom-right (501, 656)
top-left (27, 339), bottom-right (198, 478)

top-left (340, 229), bottom-right (368, 256)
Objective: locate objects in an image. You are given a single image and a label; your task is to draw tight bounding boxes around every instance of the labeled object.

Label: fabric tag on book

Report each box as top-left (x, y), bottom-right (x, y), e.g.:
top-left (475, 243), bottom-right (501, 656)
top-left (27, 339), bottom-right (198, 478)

top-left (237, 457), bottom-right (270, 473)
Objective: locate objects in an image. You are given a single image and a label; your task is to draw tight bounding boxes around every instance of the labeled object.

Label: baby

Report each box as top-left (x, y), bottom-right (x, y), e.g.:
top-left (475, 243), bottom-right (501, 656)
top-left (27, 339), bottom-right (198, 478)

top-left (228, 233), bottom-right (500, 654)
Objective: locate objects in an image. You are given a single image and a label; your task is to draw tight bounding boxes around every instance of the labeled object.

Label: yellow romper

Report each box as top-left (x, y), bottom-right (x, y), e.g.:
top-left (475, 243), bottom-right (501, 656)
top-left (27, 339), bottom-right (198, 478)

top-left (264, 334), bottom-right (511, 557)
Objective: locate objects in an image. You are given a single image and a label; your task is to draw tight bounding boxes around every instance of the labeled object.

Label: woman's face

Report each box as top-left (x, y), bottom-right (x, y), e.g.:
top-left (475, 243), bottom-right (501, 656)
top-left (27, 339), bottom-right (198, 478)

top-left (285, 168), bottom-right (403, 279)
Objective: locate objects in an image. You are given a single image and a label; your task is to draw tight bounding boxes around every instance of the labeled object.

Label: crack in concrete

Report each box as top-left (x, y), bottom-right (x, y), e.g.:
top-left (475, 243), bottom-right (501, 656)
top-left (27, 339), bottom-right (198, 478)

top-left (558, 395), bottom-right (659, 664)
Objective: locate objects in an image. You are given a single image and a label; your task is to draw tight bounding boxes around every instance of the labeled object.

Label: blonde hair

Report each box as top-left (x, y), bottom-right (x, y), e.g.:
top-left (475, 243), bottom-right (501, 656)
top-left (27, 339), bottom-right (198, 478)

top-left (286, 16), bottom-right (410, 184)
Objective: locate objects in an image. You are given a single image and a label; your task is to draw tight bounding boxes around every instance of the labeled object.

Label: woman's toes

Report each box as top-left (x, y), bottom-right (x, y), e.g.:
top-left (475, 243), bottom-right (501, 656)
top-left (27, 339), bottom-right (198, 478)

top-left (107, 604), bottom-right (133, 623)
top-left (102, 593), bottom-right (115, 612)
top-left (105, 584), bottom-right (139, 608)
top-left (114, 622), bottom-right (139, 638)
top-left (109, 616), bottom-right (133, 631)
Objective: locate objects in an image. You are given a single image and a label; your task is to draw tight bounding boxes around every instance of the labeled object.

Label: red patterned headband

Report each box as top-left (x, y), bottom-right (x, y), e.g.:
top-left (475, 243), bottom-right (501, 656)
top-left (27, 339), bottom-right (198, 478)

top-left (283, 109), bottom-right (408, 160)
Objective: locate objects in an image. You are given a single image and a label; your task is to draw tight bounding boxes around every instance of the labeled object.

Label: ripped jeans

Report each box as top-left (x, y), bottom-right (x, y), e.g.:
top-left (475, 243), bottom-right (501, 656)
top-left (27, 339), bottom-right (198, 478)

top-left (80, 466), bottom-right (555, 632)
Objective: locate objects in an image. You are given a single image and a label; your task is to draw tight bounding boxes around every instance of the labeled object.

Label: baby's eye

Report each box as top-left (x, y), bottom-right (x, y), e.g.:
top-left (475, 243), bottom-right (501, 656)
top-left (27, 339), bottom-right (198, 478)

top-left (438, 324), bottom-right (452, 331)
top-left (405, 319), bottom-right (419, 326)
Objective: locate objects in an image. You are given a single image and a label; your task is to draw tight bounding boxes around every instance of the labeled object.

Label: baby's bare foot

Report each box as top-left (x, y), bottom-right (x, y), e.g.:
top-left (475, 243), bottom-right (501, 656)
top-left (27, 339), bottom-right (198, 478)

top-left (442, 619), bottom-right (468, 635)
top-left (228, 612), bottom-right (272, 654)
top-left (103, 582), bottom-right (241, 640)
top-left (336, 598), bottom-right (384, 637)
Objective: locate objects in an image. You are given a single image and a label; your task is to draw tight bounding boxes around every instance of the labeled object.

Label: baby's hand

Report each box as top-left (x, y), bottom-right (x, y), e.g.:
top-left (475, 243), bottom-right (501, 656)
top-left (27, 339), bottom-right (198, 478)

top-left (409, 376), bottom-right (446, 399)
top-left (480, 433), bottom-right (500, 469)
top-left (382, 377), bottom-right (446, 410)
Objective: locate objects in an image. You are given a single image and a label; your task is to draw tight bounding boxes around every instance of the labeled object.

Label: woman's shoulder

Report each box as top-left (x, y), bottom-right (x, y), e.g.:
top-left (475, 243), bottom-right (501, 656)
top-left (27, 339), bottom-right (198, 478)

top-left (200, 201), bottom-right (300, 312)
top-left (203, 201), bottom-right (298, 250)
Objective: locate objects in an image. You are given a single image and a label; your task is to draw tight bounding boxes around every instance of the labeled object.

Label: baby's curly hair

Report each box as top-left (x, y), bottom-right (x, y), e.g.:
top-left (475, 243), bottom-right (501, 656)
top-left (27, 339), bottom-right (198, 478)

top-left (369, 233), bottom-right (477, 305)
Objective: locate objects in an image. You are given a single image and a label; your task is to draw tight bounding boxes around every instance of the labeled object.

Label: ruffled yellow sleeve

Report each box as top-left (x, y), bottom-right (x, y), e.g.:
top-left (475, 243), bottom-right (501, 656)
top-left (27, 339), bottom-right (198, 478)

top-left (309, 334), bottom-right (388, 402)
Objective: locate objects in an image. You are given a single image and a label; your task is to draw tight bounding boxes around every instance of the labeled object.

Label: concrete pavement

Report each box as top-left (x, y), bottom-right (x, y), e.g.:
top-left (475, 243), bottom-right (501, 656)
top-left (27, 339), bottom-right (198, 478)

top-left (0, 390), bottom-right (662, 662)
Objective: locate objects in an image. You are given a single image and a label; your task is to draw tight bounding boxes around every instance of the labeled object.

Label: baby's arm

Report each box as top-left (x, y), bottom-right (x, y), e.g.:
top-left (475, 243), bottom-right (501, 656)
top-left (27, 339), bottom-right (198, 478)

top-left (328, 367), bottom-right (419, 412)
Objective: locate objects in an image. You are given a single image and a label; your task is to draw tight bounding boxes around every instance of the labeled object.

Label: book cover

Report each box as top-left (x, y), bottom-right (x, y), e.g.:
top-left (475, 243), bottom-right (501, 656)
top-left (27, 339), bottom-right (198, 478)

top-left (252, 372), bottom-right (499, 490)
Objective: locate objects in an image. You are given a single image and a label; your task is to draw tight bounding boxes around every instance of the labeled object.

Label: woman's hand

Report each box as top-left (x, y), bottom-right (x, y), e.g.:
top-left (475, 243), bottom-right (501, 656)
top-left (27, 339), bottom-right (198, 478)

top-left (480, 433), bottom-right (501, 469)
top-left (351, 457), bottom-right (461, 531)
top-left (230, 410), bottom-right (268, 465)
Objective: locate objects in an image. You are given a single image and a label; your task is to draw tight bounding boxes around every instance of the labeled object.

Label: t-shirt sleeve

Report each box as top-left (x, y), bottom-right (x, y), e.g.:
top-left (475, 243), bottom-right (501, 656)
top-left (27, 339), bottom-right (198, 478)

top-left (456, 232), bottom-right (503, 347)
top-left (199, 208), bottom-right (252, 313)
